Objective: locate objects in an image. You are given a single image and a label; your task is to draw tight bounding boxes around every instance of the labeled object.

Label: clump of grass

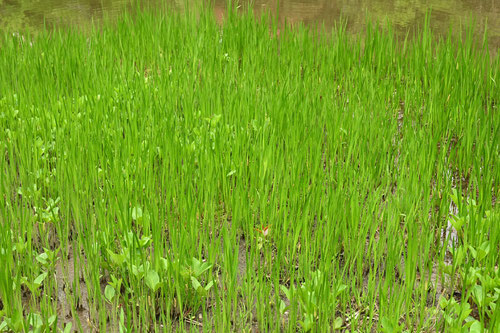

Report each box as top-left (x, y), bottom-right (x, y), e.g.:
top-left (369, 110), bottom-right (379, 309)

top-left (0, 3), bottom-right (498, 332)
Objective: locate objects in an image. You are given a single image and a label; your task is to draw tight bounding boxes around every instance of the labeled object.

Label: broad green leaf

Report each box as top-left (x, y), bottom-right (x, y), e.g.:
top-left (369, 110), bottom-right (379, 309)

top-left (279, 300), bottom-right (287, 314)
top-left (468, 246), bottom-right (478, 259)
top-left (472, 285), bottom-right (484, 306)
top-left (63, 322), bottom-right (72, 333)
top-left (33, 272), bottom-right (48, 287)
top-left (204, 280), bottom-right (214, 291)
top-left (35, 253), bottom-right (48, 266)
top-left (160, 258), bottom-right (169, 272)
top-left (110, 274), bottom-right (122, 289)
top-left (333, 317), bottom-right (343, 330)
top-left (439, 297), bottom-right (451, 309)
top-left (145, 269), bottom-right (160, 292)
top-left (15, 240), bottom-right (26, 254)
top-left (281, 285), bottom-right (292, 299)
top-left (27, 313), bottom-right (43, 328)
top-left (132, 265), bottom-right (145, 278)
top-left (450, 216), bottom-right (465, 231)
top-left (469, 320), bottom-right (482, 333)
top-left (336, 284), bottom-right (347, 294)
top-left (107, 249), bottom-right (126, 266)
top-left (132, 206), bottom-right (143, 220)
top-left (477, 241), bottom-right (490, 261)
top-left (299, 314), bottom-right (315, 332)
top-left (105, 285), bottom-right (116, 302)
top-left (138, 236), bottom-right (152, 248)
top-left (192, 258), bottom-right (212, 277)
top-left (191, 276), bottom-right (202, 291)
top-left (48, 315), bottom-right (56, 327)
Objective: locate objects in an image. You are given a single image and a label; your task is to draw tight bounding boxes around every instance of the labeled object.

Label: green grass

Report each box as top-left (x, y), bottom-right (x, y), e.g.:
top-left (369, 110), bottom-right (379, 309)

top-left (0, 3), bottom-right (499, 332)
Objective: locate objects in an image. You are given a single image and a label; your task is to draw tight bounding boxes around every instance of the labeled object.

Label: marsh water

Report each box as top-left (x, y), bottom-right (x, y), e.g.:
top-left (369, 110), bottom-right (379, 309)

top-left (1, 0), bottom-right (499, 48)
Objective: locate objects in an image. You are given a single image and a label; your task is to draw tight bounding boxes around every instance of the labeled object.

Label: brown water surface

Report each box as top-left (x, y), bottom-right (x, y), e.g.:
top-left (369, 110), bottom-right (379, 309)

top-left (1, 0), bottom-right (499, 48)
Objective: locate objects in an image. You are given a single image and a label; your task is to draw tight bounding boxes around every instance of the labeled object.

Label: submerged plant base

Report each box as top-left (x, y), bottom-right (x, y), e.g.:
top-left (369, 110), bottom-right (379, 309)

top-left (0, 5), bottom-right (498, 332)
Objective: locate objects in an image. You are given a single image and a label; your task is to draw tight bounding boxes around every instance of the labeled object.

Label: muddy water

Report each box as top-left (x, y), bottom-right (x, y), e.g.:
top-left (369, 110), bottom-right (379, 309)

top-left (1, 0), bottom-right (499, 48)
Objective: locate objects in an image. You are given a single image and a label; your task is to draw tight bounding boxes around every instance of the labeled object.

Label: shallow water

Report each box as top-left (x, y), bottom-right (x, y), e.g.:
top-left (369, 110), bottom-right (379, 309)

top-left (1, 0), bottom-right (499, 48)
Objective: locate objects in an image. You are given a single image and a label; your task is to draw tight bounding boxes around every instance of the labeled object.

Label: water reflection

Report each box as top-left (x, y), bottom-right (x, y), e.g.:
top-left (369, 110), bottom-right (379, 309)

top-left (0, 0), bottom-right (499, 48)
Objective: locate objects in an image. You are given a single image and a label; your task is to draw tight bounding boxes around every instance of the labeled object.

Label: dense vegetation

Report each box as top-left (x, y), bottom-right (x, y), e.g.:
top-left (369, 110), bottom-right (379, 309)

top-left (0, 5), bottom-right (499, 332)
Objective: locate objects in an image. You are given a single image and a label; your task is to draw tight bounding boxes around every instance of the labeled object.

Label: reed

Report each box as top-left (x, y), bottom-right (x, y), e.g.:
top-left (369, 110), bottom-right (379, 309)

top-left (0, 4), bottom-right (498, 332)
